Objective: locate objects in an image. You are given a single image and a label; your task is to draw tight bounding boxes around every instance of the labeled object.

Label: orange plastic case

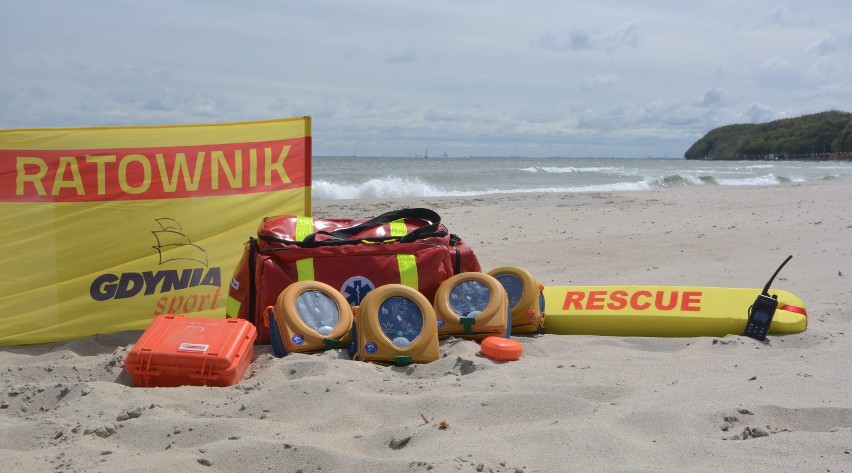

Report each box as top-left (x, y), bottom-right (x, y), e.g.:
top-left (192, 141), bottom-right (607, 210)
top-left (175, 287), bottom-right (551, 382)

top-left (124, 314), bottom-right (257, 387)
top-left (480, 336), bottom-right (522, 361)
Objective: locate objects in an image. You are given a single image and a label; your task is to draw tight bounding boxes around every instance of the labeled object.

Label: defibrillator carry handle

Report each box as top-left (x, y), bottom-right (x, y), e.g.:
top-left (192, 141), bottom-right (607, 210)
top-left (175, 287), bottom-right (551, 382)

top-left (300, 208), bottom-right (444, 247)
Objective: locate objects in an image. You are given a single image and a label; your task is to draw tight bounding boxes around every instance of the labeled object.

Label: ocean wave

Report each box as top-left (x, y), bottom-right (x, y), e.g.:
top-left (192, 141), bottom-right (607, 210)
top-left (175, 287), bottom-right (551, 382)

top-left (522, 166), bottom-right (635, 175)
top-left (564, 181), bottom-right (652, 192)
top-left (813, 165), bottom-right (852, 171)
top-left (814, 170), bottom-right (851, 180)
top-left (650, 173), bottom-right (793, 187)
top-left (314, 177), bottom-right (657, 199)
top-left (716, 174), bottom-right (783, 186)
top-left (313, 177), bottom-right (472, 200)
top-left (651, 174), bottom-right (712, 187)
top-left (313, 172), bottom-right (835, 200)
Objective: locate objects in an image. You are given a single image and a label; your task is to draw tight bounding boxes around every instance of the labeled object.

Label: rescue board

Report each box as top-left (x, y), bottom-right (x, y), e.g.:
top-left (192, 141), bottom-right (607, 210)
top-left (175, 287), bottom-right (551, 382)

top-left (542, 286), bottom-right (807, 337)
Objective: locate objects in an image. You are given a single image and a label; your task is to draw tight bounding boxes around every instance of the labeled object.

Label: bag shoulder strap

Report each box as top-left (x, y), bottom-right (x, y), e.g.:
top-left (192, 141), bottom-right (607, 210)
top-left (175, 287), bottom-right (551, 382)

top-left (301, 208), bottom-right (442, 246)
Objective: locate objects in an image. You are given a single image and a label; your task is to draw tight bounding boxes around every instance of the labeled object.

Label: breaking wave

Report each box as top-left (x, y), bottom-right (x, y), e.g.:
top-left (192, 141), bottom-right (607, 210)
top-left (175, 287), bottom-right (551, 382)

top-left (521, 166), bottom-right (637, 175)
top-left (313, 174), bottom-right (804, 200)
top-left (313, 177), bottom-right (466, 200)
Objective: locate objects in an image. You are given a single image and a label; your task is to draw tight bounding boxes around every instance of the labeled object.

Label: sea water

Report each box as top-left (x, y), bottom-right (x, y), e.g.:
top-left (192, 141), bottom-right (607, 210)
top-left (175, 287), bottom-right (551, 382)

top-left (313, 156), bottom-right (852, 200)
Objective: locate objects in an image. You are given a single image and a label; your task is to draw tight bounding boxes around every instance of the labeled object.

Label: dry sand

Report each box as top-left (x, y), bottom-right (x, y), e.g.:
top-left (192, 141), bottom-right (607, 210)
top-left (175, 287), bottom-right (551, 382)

top-left (2, 180), bottom-right (851, 472)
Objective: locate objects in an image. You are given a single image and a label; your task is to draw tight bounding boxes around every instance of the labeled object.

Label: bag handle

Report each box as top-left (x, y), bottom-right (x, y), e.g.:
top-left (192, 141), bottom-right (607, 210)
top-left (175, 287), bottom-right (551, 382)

top-left (301, 208), bottom-right (442, 246)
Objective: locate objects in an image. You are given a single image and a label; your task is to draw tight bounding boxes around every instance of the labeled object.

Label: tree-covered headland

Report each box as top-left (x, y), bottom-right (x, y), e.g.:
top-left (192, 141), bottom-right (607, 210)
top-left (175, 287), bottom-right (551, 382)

top-left (684, 110), bottom-right (852, 160)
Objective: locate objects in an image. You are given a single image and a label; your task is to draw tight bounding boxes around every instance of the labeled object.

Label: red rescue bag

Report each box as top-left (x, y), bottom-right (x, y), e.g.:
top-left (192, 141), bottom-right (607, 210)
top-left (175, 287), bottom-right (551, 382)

top-left (226, 208), bottom-right (480, 344)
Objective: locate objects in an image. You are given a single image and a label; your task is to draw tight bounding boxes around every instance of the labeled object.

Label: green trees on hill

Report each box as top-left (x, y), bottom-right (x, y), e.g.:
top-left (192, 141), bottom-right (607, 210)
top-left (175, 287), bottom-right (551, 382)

top-left (684, 110), bottom-right (852, 160)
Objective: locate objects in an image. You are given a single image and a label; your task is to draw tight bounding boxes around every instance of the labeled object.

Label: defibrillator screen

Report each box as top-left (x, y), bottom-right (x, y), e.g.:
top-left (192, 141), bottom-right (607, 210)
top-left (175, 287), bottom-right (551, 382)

top-left (493, 273), bottom-right (523, 309)
top-left (449, 280), bottom-right (491, 318)
top-left (294, 290), bottom-right (340, 335)
top-left (378, 296), bottom-right (423, 348)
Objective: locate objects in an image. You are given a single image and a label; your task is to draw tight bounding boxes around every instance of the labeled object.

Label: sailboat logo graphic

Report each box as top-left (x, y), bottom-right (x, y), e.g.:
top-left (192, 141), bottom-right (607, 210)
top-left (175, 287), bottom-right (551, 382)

top-left (151, 218), bottom-right (209, 267)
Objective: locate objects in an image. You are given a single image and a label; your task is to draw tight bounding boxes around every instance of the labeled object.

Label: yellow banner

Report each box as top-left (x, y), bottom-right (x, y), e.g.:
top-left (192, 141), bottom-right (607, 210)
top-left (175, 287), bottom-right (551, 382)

top-left (0, 117), bottom-right (312, 345)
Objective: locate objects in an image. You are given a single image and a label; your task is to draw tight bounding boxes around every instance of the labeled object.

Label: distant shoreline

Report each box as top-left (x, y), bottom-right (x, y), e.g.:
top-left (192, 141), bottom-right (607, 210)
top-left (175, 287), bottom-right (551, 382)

top-left (690, 152), bottom-right (852, 162)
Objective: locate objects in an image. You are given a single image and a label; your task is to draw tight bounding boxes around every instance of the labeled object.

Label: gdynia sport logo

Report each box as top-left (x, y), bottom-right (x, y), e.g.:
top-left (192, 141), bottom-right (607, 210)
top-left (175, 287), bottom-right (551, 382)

top-left (89, 218), bottom-right (223, 315)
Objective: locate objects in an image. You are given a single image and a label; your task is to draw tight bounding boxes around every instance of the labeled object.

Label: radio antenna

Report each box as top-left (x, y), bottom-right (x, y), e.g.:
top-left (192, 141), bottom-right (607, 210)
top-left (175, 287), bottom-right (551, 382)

top-left (762, 255), bottom-right (793, 295)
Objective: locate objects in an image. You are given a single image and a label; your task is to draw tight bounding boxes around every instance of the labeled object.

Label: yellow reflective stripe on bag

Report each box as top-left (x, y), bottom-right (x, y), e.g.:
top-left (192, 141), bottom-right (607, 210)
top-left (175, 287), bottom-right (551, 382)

top-left (296, 258), bottom-right (315, 281)
top-left (295, 216), bottom-right (314, 281)
top-left (391, 219), bottom-right (418, 291)
top-left (389, 219), bottom-right (408, 237)
top-left (396, 254), bottom-right (418, 289)
top-left (295, 216), bottom-right (314, 241)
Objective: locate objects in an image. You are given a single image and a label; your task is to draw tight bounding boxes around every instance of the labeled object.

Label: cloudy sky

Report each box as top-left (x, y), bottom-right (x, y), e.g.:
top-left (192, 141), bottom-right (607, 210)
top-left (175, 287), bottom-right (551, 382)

top-left (2, 1), bottom-right (851, 158)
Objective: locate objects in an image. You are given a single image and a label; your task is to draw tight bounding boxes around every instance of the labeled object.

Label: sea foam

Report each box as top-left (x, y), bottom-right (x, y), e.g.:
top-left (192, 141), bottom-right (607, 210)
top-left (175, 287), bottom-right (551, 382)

top-left (313, 177), bottom-right (476, 200)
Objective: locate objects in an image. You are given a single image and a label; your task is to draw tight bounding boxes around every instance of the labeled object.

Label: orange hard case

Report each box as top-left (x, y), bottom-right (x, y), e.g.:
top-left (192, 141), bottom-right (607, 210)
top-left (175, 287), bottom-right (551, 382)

top-left (124, 314), bottom-right (256, 387)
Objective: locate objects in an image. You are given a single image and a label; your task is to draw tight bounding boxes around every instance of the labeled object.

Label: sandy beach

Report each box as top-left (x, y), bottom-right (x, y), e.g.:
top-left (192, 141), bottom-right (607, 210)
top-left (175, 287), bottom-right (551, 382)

top-left (2, 180), bottom-right (851, 472)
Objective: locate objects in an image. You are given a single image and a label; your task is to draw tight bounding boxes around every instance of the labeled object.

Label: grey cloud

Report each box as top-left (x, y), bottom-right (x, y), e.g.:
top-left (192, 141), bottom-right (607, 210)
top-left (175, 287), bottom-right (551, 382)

top-left (573, 97), bottom-right (717, 138)
top-left (609, 20), bottom-right (643, 49)
top-left (141, 98), bottom-right (170, 112)
top-left (764, 4), bottom-right (791, 27)
top-left (535, 20), bottom-right (644, 53)
top-left (535, 29), bottom-right (594, 52)
top-left (811, 25), bottom-right (852, 55)
top-left (761, 56), bottom-right (792, 71)
top-left (743, 104), bottom-right (775, 123)
top-left (385, 48), bottom-right (419, 64)
top-left (25, 84), bottom-right (54, 101)
top-left (698, 89), bottom-right (727, 107)
top-left (807, 58), bottom-right (842, 78)
top-left (267, 98), bottom-right (289, 112)
top-left (436, 75), bottom-right (489, 93)
top-left (580, 73), bottom-right (620, 90)
top-left (423, 109), bottom-right (467, 123)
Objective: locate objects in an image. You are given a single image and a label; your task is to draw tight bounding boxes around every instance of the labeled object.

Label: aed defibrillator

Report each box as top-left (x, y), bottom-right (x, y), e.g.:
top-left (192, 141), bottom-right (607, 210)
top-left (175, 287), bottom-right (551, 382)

top-left (433, 272), bottom-right (509, 340)
top-left (354, 284), bottom-right (439, 365)
top-left (267, 280), bottom-right (354, 357)
top-left (486, 266), bottom-right (545, 334)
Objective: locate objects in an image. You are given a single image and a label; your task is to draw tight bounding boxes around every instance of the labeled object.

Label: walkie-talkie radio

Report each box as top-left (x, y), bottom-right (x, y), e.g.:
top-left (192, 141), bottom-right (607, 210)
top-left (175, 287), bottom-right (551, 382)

top-left (744, 255), bottom-right (793, 341)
